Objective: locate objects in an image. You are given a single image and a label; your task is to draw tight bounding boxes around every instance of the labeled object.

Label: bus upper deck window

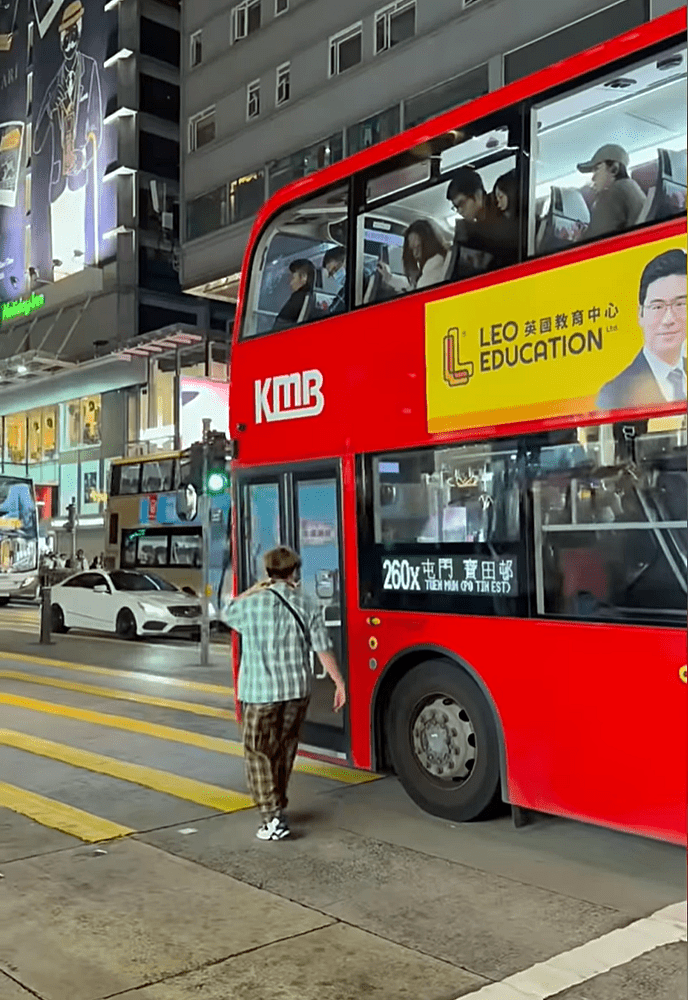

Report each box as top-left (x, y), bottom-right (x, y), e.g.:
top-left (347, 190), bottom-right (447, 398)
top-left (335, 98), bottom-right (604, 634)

top-left (242, 184), bottom-right (350, 338)
top-left (532, 44), bottom-right (686, 256)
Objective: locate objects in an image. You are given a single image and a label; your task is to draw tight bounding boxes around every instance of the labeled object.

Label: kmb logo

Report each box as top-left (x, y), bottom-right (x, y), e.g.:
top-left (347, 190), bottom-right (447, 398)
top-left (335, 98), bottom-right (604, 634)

top-left (254, 369), bottom-right (324, 424)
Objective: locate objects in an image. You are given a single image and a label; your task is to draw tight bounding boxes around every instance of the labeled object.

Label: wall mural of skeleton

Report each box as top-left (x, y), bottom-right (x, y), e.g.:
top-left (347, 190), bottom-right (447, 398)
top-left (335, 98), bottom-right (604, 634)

top-left (0, 0), bottom-right (117, 300)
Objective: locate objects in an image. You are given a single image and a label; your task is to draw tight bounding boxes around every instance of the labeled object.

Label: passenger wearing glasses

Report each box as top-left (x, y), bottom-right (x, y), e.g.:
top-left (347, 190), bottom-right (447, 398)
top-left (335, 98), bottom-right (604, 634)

top-left (446, 166), bottom-right (519, 276)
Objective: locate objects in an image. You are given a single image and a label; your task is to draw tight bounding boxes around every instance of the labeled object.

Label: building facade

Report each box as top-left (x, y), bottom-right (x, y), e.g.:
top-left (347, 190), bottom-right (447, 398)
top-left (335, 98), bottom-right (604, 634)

top-left (180, 0), bottom-right (683, 303)
top-left (0, 0), bottom-right (233, 559)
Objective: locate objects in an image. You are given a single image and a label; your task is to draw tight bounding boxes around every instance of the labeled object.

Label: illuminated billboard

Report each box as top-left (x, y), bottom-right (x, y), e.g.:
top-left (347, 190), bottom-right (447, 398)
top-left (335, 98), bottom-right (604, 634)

top-left (0, 0), bottom-right (118, 301)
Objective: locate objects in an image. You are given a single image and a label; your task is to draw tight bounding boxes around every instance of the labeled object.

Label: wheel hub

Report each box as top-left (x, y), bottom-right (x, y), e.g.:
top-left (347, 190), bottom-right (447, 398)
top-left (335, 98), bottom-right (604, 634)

top-left (412, 696), bottom-right (476, 782)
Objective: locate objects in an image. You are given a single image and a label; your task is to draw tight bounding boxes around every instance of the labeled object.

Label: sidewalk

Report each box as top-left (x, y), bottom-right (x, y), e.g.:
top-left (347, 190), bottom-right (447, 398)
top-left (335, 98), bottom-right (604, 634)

top-left (0, 827), bottom-right (476, 1000)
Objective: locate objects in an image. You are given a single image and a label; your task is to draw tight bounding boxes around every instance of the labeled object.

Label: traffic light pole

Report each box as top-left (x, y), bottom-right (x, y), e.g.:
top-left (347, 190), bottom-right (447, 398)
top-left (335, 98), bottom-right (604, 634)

top-left (200, 418), bottom-right (212, 666)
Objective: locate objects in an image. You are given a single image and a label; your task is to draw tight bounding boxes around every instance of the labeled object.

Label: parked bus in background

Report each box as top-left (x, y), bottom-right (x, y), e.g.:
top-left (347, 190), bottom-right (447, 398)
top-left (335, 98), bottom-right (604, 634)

top-left (104, 450), bottom-right (232, 618)
top-left (228, 10), bottom-right (687, 844)
top-left (0, 475), bottom-right (39, 604)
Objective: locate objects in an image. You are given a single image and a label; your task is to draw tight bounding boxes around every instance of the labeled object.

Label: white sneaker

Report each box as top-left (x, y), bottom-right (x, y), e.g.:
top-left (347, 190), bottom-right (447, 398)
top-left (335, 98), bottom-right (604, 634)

top-left (256, 816), bottom-right (290, 841)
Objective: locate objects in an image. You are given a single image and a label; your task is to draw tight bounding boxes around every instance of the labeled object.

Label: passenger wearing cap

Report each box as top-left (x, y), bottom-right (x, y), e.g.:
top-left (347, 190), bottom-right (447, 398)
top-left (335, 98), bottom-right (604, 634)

top-left (272, 258), bottom-right (316, 330)
top-left (577, 143), bottom-right (645, 240)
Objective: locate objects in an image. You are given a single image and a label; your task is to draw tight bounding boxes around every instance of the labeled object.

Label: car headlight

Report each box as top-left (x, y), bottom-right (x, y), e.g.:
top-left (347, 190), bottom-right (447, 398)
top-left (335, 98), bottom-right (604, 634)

top-left (21, 576), bottom-right (37, 587)
top-left (137, 601), bottom-right (166, 616)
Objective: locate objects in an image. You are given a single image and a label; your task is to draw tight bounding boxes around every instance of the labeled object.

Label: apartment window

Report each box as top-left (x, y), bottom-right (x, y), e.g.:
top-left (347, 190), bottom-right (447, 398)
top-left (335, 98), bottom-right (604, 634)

top-left (190, 30), bottom-right (203, 67)
top-left (347, 105), bottom-right (401, 155)
top-left (329, 22), bottom-right (362, 77)
top-left (188, 107), bottom-right (216, 151)
top-left (247, 80), bottom-right (261, 120)
top-left (232, 0), bottom-right (261, 43)
top-left (187, 185), bottom-right (230, 240)
top-left (276, 62), bottom-right (290, 106)
top-left (140, 74), bottom-right (180, 123)
top-left (375, 0), bottom-right (415, 55)
top-left (275, 0), bottom-right (289, 13)
top-left (140, 17), bottom-right (180, 67)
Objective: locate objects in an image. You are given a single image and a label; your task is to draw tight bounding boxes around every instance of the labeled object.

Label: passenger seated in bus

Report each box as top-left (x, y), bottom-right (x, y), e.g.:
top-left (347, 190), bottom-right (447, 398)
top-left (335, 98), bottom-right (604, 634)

top-left (322, 246), bottom-right (347, 314)
top-left (576, 144), bottom-right (645, 239)
top-left (446, 167), bottom-right (518, 274)
top-left (271, 258), bottom-right (316, 330)
top-left (376, 220), bottom-right (447, 294)
top-left (493, 169), bottom-right (519, 222)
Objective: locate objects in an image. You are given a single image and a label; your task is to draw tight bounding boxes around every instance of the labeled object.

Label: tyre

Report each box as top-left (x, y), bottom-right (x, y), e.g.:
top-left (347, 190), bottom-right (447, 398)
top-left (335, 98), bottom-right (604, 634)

top-left (51, 604), bottom-right (69, 633)
top-left (387, 659), bottom-right (501, 822)
top-left (116, 609), bottom-right (138, 640)
top-left (0, 596), bottom-right (9, 607)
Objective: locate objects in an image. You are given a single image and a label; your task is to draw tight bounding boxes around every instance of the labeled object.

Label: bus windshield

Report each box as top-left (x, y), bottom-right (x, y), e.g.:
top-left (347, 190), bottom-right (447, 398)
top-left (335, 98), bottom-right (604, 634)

top-left (0, 476), bottom-right (38, 576)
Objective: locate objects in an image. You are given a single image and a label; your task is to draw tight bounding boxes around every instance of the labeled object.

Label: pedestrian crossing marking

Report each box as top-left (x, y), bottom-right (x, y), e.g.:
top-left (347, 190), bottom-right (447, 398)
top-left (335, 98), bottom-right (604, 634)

top-left (0, 728), bottom-right (255, 813)
top-left (0, 650), bottom-right (234, 696)
top-left (0, 779), bottom-right (133, 843)
top-left (0, 691), bottom-right (380, 785)
top-left (0, 670), bottom-right (235, 721)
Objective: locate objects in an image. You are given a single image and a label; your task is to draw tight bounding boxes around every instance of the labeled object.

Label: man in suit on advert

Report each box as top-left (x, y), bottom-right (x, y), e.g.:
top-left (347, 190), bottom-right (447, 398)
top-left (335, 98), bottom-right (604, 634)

top-left (33, 1), bottom-right (103, 280)
top-left (596, 248), bottom-right (686, 410)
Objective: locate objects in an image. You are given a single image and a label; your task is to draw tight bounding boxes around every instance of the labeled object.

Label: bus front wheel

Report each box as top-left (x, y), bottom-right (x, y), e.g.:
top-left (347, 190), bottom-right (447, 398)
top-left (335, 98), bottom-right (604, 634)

top-left (387, 659), bottom-right (501, 822)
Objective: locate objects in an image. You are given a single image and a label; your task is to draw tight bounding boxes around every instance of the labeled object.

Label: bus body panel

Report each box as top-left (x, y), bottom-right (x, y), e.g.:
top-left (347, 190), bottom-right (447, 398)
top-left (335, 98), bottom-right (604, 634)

top-left (345, 609), bottom-right (686, 844)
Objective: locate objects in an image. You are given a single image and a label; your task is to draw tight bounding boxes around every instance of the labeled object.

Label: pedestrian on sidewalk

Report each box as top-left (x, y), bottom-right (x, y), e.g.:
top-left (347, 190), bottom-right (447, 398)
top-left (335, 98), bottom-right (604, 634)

top-left (223, 545), bottom-right (346, 841)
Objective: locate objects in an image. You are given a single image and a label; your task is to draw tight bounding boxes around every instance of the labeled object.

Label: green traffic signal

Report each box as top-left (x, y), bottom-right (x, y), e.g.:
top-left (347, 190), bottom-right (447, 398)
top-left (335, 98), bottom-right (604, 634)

top-left (206, 471), bottom-right (229, 495)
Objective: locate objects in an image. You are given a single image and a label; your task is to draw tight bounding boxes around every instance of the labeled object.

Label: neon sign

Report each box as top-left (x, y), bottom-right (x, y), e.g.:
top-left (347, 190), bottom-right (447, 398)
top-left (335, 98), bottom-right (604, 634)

top-left (1, 293), bottom-right (46, 322)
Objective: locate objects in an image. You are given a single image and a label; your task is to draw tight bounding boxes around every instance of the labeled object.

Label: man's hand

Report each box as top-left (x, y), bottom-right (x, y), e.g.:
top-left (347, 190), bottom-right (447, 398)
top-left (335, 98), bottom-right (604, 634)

top-left (333, 679), bottom-right (346, 713)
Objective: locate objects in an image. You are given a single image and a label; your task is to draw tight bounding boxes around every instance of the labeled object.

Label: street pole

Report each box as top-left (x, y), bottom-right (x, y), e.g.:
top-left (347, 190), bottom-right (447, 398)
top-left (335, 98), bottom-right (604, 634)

top-left (70, 495), bottom-right (77, 566)
top-left (200, 418), bottom-right (211, 666)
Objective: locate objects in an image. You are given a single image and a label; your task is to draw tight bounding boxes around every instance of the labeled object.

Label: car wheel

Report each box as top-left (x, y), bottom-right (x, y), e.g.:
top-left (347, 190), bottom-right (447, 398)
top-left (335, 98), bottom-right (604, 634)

top-left (51, 604), bottom-right (69, 633)
top-left (387, 659), bottom-right (502, 823)
top-left (116, 609), bottom-right (138, 640)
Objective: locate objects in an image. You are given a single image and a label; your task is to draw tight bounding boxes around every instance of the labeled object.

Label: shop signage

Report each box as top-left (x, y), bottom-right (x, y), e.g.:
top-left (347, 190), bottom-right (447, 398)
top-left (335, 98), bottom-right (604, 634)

top-left (1, 293), bottom-right (45, 322)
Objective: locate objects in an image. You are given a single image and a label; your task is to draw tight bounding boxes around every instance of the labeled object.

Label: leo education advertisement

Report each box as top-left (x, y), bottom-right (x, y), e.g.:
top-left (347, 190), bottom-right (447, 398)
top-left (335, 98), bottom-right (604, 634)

top-left (425, 235), bottom-right (686, 434)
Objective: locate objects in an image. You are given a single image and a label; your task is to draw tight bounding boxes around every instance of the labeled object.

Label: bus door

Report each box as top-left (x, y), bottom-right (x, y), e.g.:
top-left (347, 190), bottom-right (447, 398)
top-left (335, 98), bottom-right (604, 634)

top-left (237, 462), bottom-right (347, 755)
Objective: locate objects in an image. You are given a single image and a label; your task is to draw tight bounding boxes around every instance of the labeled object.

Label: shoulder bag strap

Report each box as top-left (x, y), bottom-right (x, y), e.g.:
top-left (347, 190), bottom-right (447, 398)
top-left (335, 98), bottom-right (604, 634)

top-left (269, 587), bottom-right (311, 650)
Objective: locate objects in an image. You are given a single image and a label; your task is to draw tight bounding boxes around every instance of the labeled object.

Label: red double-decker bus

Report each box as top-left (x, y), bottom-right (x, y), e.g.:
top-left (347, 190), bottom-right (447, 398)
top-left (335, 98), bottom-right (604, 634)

top-left (228, 9), bottom-right (687, 844)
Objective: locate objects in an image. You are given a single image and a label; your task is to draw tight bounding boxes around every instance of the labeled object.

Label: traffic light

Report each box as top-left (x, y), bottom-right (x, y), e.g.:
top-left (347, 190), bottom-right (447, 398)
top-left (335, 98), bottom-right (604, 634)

top-left (206, 432), bottom-right (229, 495)
top-left (65, 498), bottom-right (76, 532)
top-left (186, 442), bottom-right (205, 492)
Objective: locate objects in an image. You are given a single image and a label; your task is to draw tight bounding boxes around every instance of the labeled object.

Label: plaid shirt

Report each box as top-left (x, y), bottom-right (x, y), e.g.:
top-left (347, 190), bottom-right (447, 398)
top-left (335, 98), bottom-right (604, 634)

top-left (224, 581), bottom-right (332, 704)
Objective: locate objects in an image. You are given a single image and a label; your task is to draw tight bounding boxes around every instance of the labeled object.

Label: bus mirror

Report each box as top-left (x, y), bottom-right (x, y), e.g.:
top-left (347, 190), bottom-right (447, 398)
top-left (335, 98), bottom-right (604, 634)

top-left (379, 484), bottom-right (397, 507)
top-left (315, 569), bottom-right (335, 600)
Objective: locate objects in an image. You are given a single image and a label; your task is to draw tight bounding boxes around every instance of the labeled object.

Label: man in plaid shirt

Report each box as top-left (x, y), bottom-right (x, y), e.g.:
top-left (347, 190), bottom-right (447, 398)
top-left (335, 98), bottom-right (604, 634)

top-left (224, 546), bottom-right (346, 841)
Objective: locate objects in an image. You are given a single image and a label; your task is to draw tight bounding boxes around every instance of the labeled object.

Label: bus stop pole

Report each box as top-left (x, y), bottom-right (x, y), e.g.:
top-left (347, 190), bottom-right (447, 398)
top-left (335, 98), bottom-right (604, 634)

top-left (200, 418), bottom-right (212, 666)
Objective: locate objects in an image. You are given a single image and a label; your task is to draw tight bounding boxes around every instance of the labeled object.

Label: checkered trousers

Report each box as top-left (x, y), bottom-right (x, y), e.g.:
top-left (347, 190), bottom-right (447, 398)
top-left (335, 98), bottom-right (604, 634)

top-left (241, 696), bottom-right (310, 821)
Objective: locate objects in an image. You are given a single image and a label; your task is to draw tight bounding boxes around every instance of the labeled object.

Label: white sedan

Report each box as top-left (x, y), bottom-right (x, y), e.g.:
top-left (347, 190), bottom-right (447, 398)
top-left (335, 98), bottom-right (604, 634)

top-left (50, 569), bottom-right (202, 640)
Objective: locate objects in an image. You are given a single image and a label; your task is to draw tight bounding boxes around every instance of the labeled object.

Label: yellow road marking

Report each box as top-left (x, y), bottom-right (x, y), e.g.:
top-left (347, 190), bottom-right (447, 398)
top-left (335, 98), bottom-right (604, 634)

top-left (0, 650), bottom-right (233, 696)
top-left (0, 779), bottom-right (133, 843)
top-left (0, 670), bottom-right (234, 720)
top-left (0, 691), bottom-right (380, 785)
top-left (0, 729), bottom-right (255, 812)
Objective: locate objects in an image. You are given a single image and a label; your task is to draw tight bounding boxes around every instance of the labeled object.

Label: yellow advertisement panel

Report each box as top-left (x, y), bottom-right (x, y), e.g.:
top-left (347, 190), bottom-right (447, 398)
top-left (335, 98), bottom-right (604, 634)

top-left (426, 235), bottom-right (686, 434)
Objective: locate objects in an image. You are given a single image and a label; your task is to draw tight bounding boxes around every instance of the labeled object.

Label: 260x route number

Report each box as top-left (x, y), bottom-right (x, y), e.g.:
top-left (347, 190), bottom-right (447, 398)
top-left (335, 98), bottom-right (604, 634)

top-left (382, 558), bottom-right (421, 591)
